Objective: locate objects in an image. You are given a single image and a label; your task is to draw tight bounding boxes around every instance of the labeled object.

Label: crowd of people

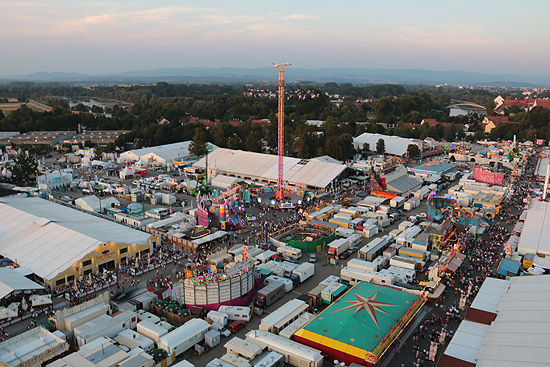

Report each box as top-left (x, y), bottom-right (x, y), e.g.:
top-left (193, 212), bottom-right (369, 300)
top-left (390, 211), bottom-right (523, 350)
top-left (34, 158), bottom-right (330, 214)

top-left (396, 152), bottom-right (536, 366)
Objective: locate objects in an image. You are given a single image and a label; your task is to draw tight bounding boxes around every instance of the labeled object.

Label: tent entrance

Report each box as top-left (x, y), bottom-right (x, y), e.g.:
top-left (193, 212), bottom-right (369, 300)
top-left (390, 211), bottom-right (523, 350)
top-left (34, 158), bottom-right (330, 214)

top-left (98, 260), bottom-right (116, 272)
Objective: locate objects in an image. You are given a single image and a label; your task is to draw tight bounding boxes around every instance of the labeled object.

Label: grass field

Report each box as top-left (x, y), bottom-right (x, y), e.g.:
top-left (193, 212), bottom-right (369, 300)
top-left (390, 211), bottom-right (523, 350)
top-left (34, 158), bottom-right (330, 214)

top-left (0, 101), bottom-right (51, 113)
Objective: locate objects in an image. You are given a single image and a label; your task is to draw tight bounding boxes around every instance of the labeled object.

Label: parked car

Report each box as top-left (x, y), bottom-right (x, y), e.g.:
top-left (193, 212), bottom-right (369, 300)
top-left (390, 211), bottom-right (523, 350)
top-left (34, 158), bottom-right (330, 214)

top-left (220, 326), bottom-right (232, 337)
top-left (228, 321), bottom-right (246, 334)
top-left (339, 250), bottom-right (352, 259)
top-left (349, 246), bottom-right (359, 253)
top-left (309, 254), bottom-right (317, 263)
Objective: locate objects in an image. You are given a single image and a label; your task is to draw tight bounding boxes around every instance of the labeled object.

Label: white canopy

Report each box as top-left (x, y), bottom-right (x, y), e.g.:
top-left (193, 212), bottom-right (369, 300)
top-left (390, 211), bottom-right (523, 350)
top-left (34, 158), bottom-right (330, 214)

top-left (30, 294), bottom-right (52, 306)
top-left (0, 307), bottom-right (17, 320)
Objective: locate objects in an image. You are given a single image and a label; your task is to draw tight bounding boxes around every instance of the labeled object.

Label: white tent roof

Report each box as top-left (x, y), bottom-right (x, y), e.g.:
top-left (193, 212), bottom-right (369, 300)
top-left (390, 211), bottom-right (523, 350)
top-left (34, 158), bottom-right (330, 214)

top-left (443, 320), bottom-right (490, 364)
top-left (193, 231), bottom-right (228, 245)
top-left (517, 199), bottom-right (550, 256)
top-left (353, 133), bottom-right (418, 156)
top-left (0, 268), bottom-right (44, 300)
top-left (75, 196), bottom-right (120, 213)
top-left (0, 196), bottom-right (151, 281)
top-left (193, 148), bottom-right (346, 189)
top-left (469, 277), bottom-right (508, 314)
top-left (120, 141), bottom-right (217, 163)
top-left (475, 275), bottom-right (550, 367)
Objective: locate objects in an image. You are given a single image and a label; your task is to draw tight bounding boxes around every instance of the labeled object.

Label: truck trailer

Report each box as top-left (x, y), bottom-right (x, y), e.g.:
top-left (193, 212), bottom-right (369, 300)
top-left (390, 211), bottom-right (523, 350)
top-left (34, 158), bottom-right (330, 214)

top-left (264, 275), bottom-right (294, 293)
top-left (255, 281), bottom-right (285, 309)
top-left (289, 262), bottom-right (315, 286)
top-left (327, 238), bottom-right (351, 258)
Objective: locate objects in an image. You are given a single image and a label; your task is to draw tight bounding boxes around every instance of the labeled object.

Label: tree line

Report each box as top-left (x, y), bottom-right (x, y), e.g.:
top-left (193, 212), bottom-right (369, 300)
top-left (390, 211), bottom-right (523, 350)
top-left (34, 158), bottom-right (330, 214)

top-left (2, 82), bottom-right (550, 161)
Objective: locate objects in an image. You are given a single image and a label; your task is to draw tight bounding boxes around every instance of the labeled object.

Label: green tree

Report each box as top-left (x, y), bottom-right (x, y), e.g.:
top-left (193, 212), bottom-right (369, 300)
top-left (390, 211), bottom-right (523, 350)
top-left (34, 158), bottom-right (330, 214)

top-left (485, 99), bottom-right (496, 116)
top-left (443, 124), bottom-right (456, 142)
top-left (407, 144), bottom-right (420, 159)
top-left (376, 138), bottom-right (386, 155)
top-left (362, 142), bottom-right (370, 154)
top-left (11, 152), bottom-right (38, 185)
top-left (245, 130), bottom-right (263, 153)
top-left (189, 127), bottom-right (208, 159)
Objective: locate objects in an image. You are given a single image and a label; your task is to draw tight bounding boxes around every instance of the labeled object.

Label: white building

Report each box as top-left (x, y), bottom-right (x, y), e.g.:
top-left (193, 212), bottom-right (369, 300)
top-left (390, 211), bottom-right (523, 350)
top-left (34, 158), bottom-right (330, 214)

top-left (37, 171), bottom-right (73, 190)
top-left (193, 148), bottom-right (347, 191)
top-left (353, 132), bottom-right (421, 157)
top-left (74, 196), bottom-right (120, 213)
top-left (0, 196), bottom-right (153, 290)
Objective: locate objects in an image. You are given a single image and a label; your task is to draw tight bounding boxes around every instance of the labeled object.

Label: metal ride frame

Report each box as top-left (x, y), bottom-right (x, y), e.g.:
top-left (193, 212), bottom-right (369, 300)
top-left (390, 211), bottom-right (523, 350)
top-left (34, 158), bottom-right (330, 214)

top-left (273, 62), bottom-right (291, 202)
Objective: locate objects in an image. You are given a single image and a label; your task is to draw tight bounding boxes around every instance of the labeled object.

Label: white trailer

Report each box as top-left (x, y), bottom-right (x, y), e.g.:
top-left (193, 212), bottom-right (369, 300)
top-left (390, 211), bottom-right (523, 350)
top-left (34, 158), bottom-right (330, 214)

top-left (245, 330), bottom-right (324, 367)
top-left (340, 267), bottom-right (394, 286)
top-left (276, 245), bottom-right (302, 260)
top-left (74, 311), bottom-right (138, 347)
top-left (390, 196), bottom-right (406, 208)
top-left (224, 336), bottom-right (264, 360)
top-left (327, 238), bottom-right (351, 257)
top-left (335, 227), bottom-right (355, 237)
top-left (116, 329), bottom-right (154, 352)
top-left (339, 207), bottom-right (358, 217)
top-left (290, 262), bottom-right (315, 284)
top-left (379, 269), bottom-right (408, 284)
top-left (258, 262), bottom-right (285, 277)
top-left (62, 302), bottom-right (110, 333)
top-left (254, 250), bottom-right (276, 264)
top-left (137, 320), bottom-right (168, 341)
top-left (207, 310), bottom-right (229, 327)
top-left (334, 212), bottom-right (353, 221)
top-left (390, 255), bottom-right (425, 271)
top-left (347, 258), bottom-right (378, 272)
top-left (362, 223), bottom-right (379, 238)
top-left (157, 319), bottom-right (210, 357)
top-left (340, 267), bottom-right (374, 285)
top-left (264, 275), bottom-right (294, 293)
top-left (259, 299), bottom-right (308, 334)
top-left (218, 306), bottom-right (252, 322)
top-left (387, 265), bottom-right (416, 282)
top-left (372, 255), bottom-right (389, 270)
top-left (350, 217), bottom-right (364, 228)
top-left (347, 233), bottom-right (363, 247)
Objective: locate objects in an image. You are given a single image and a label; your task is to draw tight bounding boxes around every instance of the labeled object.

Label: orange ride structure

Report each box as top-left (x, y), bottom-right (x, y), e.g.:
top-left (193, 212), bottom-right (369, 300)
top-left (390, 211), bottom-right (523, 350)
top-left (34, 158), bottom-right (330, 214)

top-left (273, 62), bottom-right (291, 202)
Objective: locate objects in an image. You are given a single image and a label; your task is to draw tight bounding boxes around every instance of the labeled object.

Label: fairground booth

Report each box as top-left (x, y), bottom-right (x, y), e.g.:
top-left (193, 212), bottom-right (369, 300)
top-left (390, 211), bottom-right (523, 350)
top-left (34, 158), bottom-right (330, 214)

top-left (294, 282), bottom-right (425, 366)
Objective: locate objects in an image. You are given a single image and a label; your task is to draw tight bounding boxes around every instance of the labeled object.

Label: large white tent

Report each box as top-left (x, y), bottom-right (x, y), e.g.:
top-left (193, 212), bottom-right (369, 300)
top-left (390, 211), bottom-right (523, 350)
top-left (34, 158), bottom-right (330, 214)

top-left (440, 275), bottom-right (550, 367)
top-left (0, 196), bottom-right (151, 284)
top-left (119, 141), bottom-right (217, 167)
top-left (517, 199), bottom-right (550, 256)
top-left (193, 148), bottom-right (347, 190)
top-left (75, 196), bottom-right (120, 213)
top-left (353, 133), bottom-right (420, 157)
top-left (0, 268), bottom-right (44, 301)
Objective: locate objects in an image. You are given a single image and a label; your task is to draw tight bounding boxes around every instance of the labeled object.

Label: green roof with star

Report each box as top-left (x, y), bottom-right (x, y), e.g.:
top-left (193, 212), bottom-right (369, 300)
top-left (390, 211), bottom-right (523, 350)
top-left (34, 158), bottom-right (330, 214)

top-left (297, 282), bottom-right (421, 353)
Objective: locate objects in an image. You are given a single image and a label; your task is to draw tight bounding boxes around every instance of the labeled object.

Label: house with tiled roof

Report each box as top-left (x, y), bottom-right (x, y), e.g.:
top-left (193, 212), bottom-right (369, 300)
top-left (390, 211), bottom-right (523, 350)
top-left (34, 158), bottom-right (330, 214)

top-left (421, 119), bottom-right (439, 127)
top-left (228, 119), bottom-right (243, 127)
top-left (201, 119), bottom-right (216, 128)
top-left (493, 96), bottom-right (538, 114)
top-left (532, 99), bottom-right (550, 110)
top-left (482, 116), bottom-right (517, 133)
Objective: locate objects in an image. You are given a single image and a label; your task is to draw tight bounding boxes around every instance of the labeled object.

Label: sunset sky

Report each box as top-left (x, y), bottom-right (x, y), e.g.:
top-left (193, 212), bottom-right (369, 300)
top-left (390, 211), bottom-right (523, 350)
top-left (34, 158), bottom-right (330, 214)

top-left (2, 0), bottom-right (549, 75)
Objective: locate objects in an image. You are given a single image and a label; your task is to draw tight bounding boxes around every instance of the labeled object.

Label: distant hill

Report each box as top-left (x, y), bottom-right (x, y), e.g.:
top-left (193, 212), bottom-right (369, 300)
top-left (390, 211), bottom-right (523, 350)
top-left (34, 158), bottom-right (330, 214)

top-left (2, 67), bottom-right (550, 87)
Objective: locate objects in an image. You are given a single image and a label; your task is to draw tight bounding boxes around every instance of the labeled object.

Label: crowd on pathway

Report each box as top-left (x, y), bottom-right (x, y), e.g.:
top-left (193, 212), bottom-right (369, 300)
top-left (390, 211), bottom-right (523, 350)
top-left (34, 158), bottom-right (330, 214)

top-left (395, 152), bottom-right (536, 367)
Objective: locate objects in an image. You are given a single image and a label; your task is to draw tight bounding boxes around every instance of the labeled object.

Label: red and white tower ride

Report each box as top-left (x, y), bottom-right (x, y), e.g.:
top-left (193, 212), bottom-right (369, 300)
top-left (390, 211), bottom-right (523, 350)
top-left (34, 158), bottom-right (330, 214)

top-left (272, 62), bottom-right (291, 202)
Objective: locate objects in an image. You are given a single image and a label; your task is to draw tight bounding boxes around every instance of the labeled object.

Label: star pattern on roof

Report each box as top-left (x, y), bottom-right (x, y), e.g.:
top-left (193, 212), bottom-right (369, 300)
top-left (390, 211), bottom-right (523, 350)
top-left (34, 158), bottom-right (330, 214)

top-left (332, 292), bottom-right (397, 328)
